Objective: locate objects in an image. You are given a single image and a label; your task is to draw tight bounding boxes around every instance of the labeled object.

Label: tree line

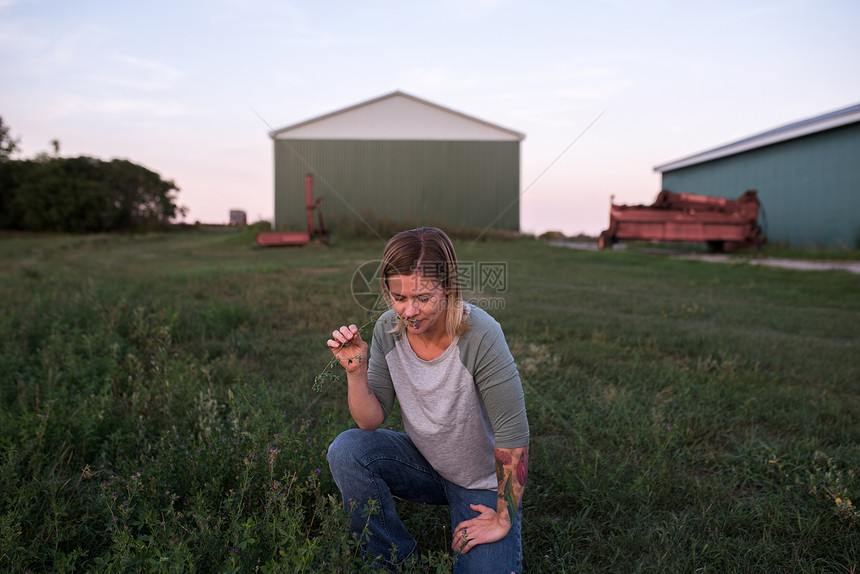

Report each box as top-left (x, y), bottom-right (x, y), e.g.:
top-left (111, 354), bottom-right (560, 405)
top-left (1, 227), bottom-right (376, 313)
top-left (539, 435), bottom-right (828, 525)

top-left (0, 116), bottom-right (184, 232)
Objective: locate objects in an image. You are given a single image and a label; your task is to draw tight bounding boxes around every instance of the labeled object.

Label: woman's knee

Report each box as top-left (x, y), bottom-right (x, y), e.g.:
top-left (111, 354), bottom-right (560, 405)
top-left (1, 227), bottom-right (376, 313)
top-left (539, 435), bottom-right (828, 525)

top-left (326, 428), bottom-right (371, 471)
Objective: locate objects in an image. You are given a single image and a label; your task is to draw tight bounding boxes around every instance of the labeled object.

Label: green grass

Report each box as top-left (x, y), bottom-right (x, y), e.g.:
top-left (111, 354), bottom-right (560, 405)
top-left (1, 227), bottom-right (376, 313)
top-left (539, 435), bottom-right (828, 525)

top-left (1, 228), bottom-right (858, 573)
top-left (618, 239), bottom-right (860, 261)
top-left (753, 241), bottom-right (860, 261)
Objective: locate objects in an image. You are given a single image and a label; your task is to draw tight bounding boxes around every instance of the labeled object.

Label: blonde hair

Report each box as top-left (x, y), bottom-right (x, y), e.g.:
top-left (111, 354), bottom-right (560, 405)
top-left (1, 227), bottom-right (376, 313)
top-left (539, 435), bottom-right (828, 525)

top-left (379, 227), bottom-right (468, 338)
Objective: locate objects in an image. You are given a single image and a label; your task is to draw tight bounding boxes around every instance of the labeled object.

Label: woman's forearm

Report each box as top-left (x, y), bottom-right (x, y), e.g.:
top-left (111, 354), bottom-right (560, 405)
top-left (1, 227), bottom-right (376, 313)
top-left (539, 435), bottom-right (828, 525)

top-left (494, 445), bottom-right (529, 526)
top-left (346, 366), bottom-right (384, 430)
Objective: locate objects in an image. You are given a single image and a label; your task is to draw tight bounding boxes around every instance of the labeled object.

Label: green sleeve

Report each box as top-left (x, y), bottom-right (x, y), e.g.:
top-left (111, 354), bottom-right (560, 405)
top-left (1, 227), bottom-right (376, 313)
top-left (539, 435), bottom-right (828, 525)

top-left (366, 310), bottom-right (398, 420)
top-left (463, 309), bottom-right (530, 449)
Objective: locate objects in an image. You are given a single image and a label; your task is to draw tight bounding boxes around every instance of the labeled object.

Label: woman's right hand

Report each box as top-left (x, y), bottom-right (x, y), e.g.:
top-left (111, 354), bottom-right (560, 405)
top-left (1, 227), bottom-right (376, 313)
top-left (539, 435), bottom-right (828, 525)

top-left (327, 324), bottom-right (368, 373)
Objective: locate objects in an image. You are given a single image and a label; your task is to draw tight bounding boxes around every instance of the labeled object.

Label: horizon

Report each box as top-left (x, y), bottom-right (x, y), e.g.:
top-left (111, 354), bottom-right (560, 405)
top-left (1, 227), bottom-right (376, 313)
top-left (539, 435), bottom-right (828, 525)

top-left (2, 0), bottom-right (859, 236)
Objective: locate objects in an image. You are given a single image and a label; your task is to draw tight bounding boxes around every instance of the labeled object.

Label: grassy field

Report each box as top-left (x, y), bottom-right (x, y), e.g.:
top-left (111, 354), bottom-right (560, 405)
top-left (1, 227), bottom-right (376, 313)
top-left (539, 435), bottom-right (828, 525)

top-left (1, 228), bottom-right (858, 573)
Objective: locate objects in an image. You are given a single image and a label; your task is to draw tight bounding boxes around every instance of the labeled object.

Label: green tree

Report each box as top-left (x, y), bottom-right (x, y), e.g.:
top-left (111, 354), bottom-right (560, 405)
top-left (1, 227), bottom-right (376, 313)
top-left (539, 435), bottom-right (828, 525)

top-left (104, 159), bottom-right (183, 228)
top-left (0, 117), bottom-right (22, 227)
top-left (14, 157), bottom-right (115, 232)
top-left (3, 156), bottom-right (183, 232)
top-left (0, 117), bottom-right (183, 232)
top-left (0, 116), bottom-right (20, 160)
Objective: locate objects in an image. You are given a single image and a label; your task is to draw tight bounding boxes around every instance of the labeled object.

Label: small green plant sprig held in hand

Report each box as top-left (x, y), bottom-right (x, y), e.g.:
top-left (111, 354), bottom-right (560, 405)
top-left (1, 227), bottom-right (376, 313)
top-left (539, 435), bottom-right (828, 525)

top-left (312, 314), bottom-right (419, 392)
top-left (313, 314), bottom-right (378, 392)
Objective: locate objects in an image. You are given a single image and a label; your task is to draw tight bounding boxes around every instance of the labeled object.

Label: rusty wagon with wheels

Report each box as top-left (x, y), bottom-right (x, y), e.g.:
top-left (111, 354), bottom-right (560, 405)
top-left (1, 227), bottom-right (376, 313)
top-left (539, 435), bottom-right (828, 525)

top-left (598, 189), bottom-right (766, 253)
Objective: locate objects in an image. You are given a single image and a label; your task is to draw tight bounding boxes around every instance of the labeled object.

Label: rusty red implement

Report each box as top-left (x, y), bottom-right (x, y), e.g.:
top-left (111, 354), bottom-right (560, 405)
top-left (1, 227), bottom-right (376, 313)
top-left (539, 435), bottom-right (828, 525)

top-left (599, 189), bottom-right (766, 252)
top-left (256, 173), bottom-right (329, 247)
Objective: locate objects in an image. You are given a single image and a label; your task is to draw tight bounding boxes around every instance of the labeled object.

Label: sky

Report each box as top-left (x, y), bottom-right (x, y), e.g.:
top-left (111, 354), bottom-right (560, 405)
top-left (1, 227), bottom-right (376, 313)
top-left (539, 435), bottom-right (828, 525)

top-left (2, 0), bottom-right (859, 237)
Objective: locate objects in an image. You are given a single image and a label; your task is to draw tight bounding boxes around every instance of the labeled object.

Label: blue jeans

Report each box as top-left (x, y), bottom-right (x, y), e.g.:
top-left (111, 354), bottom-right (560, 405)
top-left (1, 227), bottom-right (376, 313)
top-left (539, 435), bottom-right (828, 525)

top-left (326, 428), bottom-right (523, 573)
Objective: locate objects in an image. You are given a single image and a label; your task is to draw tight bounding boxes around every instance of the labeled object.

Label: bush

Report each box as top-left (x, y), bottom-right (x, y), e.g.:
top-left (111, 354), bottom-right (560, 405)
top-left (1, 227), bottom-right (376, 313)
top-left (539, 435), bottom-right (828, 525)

top-left (0, 157), bottom-right (182, 232)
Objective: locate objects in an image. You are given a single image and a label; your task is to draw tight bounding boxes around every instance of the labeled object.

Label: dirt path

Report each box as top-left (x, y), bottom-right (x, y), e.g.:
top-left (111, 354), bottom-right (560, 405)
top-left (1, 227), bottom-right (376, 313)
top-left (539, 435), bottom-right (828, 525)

top-left (548, 241), bottom-right (860, 274)
top-left (674, 253), bottom-right (860, 274)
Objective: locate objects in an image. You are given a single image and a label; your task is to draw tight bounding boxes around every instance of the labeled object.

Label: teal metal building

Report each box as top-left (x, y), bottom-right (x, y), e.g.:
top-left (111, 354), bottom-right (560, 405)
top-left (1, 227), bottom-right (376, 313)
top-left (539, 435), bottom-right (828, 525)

top-left (269, 91), bottom-right (524, 234)
top-left (654, 103), bottom-right (860, 248)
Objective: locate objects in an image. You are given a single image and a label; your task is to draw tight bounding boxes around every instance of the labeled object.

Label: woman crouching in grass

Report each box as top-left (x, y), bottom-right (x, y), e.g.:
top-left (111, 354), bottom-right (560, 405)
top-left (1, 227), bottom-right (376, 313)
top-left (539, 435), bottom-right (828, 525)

top-left (325, 227), bottom-right (529, 573)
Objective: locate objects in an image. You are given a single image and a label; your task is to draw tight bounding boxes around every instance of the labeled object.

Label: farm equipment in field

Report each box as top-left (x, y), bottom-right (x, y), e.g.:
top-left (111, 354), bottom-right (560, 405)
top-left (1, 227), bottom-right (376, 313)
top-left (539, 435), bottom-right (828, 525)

top-left (598, 189), bottom-right (766, 252)
top-left (256, 173), bottom-right (330, 247)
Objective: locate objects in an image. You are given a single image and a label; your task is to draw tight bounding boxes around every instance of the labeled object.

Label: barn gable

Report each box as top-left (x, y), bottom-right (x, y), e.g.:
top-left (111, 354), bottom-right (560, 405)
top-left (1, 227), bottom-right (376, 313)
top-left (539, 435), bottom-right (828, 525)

top-left (270, 91), bottom-right (524, 142)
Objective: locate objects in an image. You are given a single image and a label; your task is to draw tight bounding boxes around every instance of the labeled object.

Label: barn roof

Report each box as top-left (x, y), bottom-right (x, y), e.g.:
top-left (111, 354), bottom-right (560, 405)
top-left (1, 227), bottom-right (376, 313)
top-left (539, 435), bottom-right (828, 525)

top-left (655, 102), bottom-right (860, 173)
top-left (269, 90), bottom-right (525, 142)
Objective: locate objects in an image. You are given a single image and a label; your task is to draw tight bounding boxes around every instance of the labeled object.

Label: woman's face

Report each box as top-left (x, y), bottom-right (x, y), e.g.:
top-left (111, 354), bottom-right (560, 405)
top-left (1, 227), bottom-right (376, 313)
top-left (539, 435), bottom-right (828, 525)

top-left (387, 273), bottom-right (447, 336)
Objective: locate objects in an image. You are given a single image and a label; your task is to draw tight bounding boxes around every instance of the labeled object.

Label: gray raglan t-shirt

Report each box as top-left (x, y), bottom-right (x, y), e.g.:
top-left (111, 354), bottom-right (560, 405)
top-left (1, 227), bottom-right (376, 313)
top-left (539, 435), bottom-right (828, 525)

top-left (367, 304), bottom-right (529, 490)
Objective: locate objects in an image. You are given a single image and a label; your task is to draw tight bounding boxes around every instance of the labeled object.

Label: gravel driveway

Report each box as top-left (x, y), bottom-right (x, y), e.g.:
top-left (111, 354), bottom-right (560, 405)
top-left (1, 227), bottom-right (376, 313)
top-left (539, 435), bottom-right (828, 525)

top-left (549, 241), bottom-right (860, 274)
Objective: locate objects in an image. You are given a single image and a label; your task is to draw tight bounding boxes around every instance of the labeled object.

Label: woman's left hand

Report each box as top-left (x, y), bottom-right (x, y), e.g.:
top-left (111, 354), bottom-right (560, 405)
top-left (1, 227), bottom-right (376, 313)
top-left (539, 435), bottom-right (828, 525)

top-left (451, 504), bottom-right (511, 554)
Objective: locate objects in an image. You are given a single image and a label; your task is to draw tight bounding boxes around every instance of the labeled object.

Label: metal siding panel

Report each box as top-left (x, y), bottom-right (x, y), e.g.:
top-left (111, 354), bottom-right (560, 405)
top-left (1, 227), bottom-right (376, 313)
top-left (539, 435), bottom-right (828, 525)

top-left (660, 122), bottom-right (860, 248)
top-left (274, 140), bottom-right (313, 230)
top-left (273, 140), bottom-right (519, 233)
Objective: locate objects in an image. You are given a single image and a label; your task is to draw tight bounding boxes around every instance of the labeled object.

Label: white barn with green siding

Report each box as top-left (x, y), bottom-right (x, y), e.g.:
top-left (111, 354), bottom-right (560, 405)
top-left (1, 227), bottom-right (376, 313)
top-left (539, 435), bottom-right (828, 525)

top-left (654, 103), bottom-right (860, 249)
top-left (269, 91), bottom-right (524, 235)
